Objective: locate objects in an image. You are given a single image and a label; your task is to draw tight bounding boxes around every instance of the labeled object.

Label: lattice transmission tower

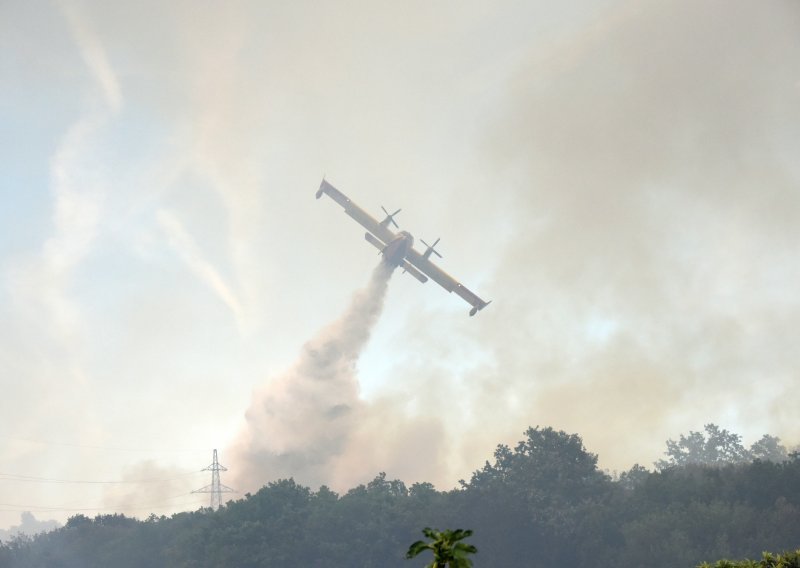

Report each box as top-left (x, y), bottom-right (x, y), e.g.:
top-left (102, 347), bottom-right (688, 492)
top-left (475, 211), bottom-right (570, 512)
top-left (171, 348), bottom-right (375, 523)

top-left (192, 449), bottom-right (235, 511)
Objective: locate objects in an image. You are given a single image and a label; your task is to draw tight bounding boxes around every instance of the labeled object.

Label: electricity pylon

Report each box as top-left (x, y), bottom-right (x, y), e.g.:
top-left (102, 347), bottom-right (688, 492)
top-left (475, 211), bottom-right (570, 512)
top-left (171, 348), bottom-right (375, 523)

top-left (192, 449), bottom-right (235, 511)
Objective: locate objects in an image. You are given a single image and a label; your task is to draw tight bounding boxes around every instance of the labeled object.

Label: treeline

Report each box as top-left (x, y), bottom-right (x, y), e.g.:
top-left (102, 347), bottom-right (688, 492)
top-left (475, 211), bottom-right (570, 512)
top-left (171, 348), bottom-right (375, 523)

top-left (700, 550), bottom-right (800, 568)
top-left (1, 425), bottom-right (798, 567)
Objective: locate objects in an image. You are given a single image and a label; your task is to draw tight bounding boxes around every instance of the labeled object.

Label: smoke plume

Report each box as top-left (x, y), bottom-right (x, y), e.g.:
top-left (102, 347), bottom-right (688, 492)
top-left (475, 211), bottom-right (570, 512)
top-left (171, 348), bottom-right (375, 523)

top-left (229, 262), bottom-right (394, 493)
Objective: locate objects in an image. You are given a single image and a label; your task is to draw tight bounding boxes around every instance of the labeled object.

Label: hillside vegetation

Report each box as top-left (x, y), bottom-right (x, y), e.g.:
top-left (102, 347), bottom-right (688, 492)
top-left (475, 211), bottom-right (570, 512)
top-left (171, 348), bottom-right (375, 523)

top-left (2, 425), bottom-right (798, 567)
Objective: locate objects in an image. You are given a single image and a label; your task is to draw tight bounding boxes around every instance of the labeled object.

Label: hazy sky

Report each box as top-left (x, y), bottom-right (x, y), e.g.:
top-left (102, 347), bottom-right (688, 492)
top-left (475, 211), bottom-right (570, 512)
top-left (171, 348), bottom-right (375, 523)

top-left (1, 0), bottom-right (799, 530)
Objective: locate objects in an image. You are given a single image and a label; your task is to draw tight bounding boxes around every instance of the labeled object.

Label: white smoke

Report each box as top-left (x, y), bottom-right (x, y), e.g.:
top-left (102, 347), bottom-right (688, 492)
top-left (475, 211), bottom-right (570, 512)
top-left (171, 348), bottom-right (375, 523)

top-left (229, 262), bottom-right (394, 492)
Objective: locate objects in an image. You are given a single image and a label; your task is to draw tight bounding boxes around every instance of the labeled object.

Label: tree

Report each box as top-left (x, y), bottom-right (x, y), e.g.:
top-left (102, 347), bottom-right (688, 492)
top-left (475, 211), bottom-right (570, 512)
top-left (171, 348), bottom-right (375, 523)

top-left (749, 435), bottom-right (788, 463)
top-left (460, 427), bottom-right (614, 567)
top-left (466, 426), bottom-right (608, 503)
top-left (657, 426), bottom-right (791, 470)
top-left (698, 549), bottom-right (800, 567)
top-left (617, 464), bottom-right (650, 491)
top-left (406, 528), bottom-right (477, 568)
top-left (656, 424), bottom-right (750, 469)
top-left (4, 425), bottom-right (799, 568)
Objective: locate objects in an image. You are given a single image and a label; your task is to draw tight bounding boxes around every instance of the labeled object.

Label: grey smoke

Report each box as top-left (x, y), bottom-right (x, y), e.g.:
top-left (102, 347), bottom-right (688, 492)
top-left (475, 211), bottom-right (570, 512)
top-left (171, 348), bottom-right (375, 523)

top-left (453, 0), bottom-right (800, 470)
top-left (229, 262), bottom-right (395, 493)
top-left (0, 512), bottom-right (59, 543)
top-left (323, 0), bottom-right (800, 484)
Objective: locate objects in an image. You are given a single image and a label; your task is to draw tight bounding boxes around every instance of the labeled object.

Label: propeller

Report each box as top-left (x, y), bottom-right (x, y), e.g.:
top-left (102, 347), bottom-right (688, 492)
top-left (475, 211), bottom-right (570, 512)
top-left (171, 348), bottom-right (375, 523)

top-left (421, 237), bottom-right (442, 259)
top-left (381, 206), bottom-right (401, 228)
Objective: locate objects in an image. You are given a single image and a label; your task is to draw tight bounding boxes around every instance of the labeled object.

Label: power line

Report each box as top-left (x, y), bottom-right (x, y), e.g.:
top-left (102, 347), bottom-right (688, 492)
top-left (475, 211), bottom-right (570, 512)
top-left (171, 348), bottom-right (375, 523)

top-left (0, 497), bottom-right (207, 514)
top-left (0, 435), bottom-right (209, 453)
top-left (0, 470), bottom-right (203, 485)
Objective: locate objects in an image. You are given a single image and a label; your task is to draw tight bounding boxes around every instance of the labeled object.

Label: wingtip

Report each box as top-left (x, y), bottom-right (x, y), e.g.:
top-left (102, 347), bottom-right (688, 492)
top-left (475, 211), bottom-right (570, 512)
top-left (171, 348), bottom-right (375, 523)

top-left (469, 300), bottom-right (491, 317)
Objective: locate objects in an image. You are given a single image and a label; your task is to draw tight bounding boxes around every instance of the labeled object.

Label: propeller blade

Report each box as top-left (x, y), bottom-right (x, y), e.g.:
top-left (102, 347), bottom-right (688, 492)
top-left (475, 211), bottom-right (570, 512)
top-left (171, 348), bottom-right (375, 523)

top-left (381, 206), bottom-right (400, 228)
top-left (421, 238), bottom-right (443, 258)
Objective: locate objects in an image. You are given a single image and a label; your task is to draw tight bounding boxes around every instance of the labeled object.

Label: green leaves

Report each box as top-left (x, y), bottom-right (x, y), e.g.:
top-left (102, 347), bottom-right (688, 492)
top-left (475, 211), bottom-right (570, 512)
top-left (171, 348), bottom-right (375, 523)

top-left (698, 550), bottom-right (800, 567)
top-left (406, 527), bottom-right (477, 567)
top-left (4, 425), bottom-right (799, 567)
top-left (657, 424), bottom-right (789, 470)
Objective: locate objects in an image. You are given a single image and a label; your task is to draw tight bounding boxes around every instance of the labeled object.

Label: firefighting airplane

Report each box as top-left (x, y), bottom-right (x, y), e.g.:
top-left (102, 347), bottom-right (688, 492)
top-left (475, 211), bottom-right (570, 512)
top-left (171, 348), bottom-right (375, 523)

top-left (316, 179), bottom-right (491, 316)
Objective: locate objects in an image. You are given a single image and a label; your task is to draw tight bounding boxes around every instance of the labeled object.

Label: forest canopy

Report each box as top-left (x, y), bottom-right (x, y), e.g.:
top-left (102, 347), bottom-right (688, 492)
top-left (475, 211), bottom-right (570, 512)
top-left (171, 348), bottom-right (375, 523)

top-left (1, 424), bottom-right (798, 567)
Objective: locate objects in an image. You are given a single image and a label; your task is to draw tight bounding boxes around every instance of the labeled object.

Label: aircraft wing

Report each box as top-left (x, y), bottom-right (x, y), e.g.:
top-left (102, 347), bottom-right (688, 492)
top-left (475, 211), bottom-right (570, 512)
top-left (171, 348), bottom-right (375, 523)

top-left (316, 179), bottom-right (396, 244)
top-left (405, 248), bottom-right (491, 315)
top-left (318, 178), bottom-right (490, 316)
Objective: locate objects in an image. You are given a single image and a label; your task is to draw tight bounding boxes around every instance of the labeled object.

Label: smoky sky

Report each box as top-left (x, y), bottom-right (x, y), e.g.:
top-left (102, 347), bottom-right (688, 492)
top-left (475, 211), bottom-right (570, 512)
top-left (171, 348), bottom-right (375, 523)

top-left (335, 0), bottom-right (800, 483)
top-left (460, 0), bottom-right (800, 470)
top-left (1, 0), bottom-right (798, 530)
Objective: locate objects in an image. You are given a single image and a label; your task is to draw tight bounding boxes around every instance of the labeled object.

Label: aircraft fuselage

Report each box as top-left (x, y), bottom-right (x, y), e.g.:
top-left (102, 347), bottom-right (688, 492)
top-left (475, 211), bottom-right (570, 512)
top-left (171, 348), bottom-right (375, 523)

top-left (317, 178), bottom-right (490, 316)
top-left (381, 231), bottom-right (414, 266)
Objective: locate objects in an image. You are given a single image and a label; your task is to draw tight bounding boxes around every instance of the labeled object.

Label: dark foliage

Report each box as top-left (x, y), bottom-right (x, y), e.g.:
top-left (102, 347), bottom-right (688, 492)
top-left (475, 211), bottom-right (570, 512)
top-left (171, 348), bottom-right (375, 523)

top-left (2, 426), bottom-right (798, 567)
top-left (699, 549), bottom-right (800, 568)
